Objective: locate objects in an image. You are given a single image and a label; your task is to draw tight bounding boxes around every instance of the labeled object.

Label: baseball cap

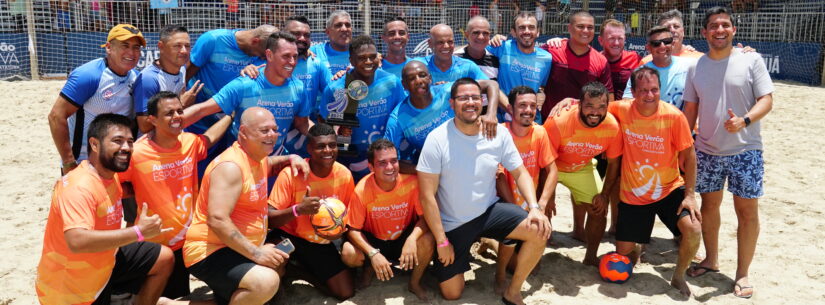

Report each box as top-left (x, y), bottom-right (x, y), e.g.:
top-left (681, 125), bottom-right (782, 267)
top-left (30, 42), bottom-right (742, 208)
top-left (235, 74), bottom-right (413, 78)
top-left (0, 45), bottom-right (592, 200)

top-left (101, 24), bottom-right (146, 47)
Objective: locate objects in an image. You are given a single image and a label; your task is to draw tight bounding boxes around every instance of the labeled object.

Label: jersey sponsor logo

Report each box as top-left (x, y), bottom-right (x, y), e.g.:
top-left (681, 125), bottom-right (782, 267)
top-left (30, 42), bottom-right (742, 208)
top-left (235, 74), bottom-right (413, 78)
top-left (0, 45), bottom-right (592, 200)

top-left (151, 156), bottom-right (195, 181)
top-left (631, 159), bottom-right (665, 200)
top-left (562, 141), bottom-right (605, 156)
top-left (624, 129), bottom-right (665, 154)
top-left (102, 88), bottom-right (115, 100)
top-left (249, 177), bottom-right (267, 202)
top-left (369, 201), bottom-right (411, 219)
top-left (412, 40), bottom-right (432, 56)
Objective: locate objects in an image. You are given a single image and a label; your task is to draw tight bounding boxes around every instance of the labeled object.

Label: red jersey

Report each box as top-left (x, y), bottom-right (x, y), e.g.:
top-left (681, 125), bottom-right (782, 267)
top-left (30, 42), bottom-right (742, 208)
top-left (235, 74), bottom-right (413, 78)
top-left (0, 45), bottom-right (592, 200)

top-left (542, 41), bottom-right (613, 120)
top-left (603, 50), bottom-right (641, 98)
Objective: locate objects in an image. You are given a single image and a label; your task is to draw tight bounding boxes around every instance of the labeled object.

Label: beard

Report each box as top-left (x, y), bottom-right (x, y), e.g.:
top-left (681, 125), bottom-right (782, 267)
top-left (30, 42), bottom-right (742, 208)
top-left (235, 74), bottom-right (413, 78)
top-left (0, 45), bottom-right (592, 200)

top-left (579, 111), bottom-right (606, 127)
top-left (99, 148), bottom-right (131, 172)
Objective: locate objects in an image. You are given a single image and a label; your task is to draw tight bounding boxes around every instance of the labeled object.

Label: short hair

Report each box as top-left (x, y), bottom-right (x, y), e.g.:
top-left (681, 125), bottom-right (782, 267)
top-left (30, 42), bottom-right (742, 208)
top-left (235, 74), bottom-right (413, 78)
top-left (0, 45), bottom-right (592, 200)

top-left (657, 9), bottom-right (684, 25)
top-left (450, 78), bottom-right (481, 98)
top-left (383, 16), bottom-right (407, 30)
top-left (703, 6), bottom-right (734, 28)
top-left (349, 35), bottom-right (375, 54)
top-left (569, 11), bottom-right (593, 24)
top-left (630, 67), bottom-right (661, 91)
top-left (580, 82), bottom-right (609, 102)
top-left (508, 86), bottom-right (536, 106)
top-left (265, 31), bottom-right (297, 52)
top-left (284, 15), bottom-right (309, 28)
top-left (308, 122), bottom-right (336, 140)
top-left (367, 138), bottom-right (396, 164)
top-left (326, 10), bottom-right (351, 29)
top-left (466, 15), bottom-right (490, 31)
top-left (87, 113), bottom-right (132, 153)
top-left (253, 24), bottom-right (278, 40)
top-left (600, 18), bottom-right (624, 33)
top-left (147, 91), bottom-right (180, 117)
top-left (647, 25), bottom-right (672, 39)
top-left (512, 12), bottom-right (537, 30)
top-left (159, 24), bottom-right (187, 42)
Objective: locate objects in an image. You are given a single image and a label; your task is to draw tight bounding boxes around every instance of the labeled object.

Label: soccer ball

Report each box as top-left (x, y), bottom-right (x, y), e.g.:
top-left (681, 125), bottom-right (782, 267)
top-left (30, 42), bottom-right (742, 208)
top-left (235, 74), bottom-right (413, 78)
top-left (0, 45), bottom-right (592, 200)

top-left (310, 198), bottom-right (348, 238)
top-left (599, 252), bottom-right (633, 283)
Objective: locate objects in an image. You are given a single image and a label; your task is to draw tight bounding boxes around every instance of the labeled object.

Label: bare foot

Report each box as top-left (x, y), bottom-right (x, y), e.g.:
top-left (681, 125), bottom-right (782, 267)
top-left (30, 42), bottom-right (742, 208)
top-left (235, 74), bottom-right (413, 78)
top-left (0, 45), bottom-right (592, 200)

top-left (408, 282), bottom-right (430, 301)
top-left (670, 275), bottom-right (692, 297)
top-left (502, 289), bottom-right (526, 305)
top-left (582, 256), bottom-right (600, 267)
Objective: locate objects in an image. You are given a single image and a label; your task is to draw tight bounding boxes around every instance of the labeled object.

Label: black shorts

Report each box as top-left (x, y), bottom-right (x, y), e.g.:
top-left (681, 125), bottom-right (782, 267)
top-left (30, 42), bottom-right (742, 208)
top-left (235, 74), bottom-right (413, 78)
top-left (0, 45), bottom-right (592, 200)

top-left (92, 242), bottom-right (160, 305)
top-left (268, 230), bottom-right (347, 282)
top-left (187, 247), bottom-right (256, 305)
top-left (363, 223), bottom-right (416, 262)
top-left (615, 187), bottom-right (691, 244)
top-left (433, 202), bottom-right (527, 282)
top-left (163, 248), bottom-right (190, 299)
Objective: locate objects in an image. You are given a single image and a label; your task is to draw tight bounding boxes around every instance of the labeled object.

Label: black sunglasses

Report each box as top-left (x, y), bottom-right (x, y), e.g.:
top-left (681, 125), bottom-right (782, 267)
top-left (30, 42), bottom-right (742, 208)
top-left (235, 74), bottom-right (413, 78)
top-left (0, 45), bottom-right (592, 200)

top-left (649, 37), bottom-right (674, 47)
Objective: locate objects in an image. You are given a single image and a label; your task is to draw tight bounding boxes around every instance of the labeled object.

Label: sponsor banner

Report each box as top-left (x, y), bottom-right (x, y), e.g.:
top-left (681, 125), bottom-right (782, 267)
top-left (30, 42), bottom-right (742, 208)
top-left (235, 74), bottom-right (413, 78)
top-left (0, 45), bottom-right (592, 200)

top-left (0, 33), bottom-right (31, 79)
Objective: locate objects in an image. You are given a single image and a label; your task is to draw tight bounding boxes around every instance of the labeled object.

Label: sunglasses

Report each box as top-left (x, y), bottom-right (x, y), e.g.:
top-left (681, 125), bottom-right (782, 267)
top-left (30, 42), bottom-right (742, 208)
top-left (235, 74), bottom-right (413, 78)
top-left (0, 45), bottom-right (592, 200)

top-left (649, 37), bottom-right (674, 47)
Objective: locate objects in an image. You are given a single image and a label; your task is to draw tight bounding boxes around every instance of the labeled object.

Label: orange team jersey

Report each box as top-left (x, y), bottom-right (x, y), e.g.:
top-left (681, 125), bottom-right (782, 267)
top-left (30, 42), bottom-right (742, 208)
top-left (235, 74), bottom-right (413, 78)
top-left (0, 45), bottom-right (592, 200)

top-left (269, 161), bottom-right (356, 244)
top-left (640, 49), bottom-right (704, 65)
top-left (350, 173), bottom-right (422, 241)
top-left (36, 161), bottom-right (124, 305)
top-left (501, 123), bottom-right (556, 209)
top-left (118, 133), bottom-right (207, 250)
top-left (608, 99), bottom-right (693, 205)
top-left (183, 142), bottom-right (269, 267)
top-left (544, 105), bottom-right (623, 173)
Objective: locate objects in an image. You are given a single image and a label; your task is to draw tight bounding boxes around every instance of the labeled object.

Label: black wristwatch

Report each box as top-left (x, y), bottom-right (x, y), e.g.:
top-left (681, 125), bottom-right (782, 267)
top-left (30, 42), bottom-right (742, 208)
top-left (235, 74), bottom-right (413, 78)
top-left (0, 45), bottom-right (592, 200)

top-left (743, 116), bottom-right (751, 127)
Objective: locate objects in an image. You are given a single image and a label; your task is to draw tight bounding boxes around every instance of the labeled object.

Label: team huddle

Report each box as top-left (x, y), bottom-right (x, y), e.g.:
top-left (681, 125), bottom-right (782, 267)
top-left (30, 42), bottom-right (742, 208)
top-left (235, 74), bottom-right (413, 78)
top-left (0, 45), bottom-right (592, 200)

top-left (37, 5), bottom-right (773, 305)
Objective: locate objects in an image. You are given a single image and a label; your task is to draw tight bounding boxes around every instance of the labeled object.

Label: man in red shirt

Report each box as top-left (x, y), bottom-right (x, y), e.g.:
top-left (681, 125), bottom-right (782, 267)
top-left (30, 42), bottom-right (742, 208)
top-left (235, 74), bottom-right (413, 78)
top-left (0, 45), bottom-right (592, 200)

top-left (598, 19), bottom-right (641, 100)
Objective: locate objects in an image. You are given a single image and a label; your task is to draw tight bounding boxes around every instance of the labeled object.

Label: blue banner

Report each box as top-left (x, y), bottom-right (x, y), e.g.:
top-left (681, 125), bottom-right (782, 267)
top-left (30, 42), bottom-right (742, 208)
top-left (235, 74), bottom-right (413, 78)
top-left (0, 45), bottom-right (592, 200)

top-left (150, 0), bottom-right (178, 9)
top-left (0, 33), bottom-right (31, 79)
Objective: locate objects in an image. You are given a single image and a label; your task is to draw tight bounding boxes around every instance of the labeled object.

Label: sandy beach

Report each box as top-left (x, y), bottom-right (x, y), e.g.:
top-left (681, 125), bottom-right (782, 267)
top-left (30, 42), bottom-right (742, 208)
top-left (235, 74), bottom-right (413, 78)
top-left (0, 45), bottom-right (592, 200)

top-left (0, 80), bottom-right (822, 305)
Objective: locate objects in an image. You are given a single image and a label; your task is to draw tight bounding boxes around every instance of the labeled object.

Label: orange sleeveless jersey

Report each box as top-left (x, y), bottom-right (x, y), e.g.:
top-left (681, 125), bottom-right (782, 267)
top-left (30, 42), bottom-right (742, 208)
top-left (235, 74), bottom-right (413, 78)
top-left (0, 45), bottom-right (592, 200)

top-left (350, 173), bottom-right (422, 241)
top-left (183, 142), bottom-right (269, 267)
top-left (608, 100), bottom-right (693, 205)
top-left (501, 124), bottom-right (556, 208)
top-left (543, 105), bottom-right (623, 173)
top-left (36, 161), bottom-right (124, 305)
top-left (269, 161), bottom-right (356, 244)
top-left (118, 133), bottom-right (207, 250)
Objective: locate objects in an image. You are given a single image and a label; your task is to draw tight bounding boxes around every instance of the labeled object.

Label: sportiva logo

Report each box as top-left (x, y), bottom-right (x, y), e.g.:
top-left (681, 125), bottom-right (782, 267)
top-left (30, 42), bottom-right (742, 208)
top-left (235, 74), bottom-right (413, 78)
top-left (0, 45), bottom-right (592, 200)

top-left (0, 42), bottom-right (21, 72)
top-left (412, 39), bottom-right (432, 56)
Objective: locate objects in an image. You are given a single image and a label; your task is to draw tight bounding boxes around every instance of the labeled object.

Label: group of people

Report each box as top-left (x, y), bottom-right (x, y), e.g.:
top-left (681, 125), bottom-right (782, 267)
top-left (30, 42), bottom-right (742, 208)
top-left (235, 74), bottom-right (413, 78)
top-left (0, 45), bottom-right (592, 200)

top-left (37, 5), bottom-right (773, 305)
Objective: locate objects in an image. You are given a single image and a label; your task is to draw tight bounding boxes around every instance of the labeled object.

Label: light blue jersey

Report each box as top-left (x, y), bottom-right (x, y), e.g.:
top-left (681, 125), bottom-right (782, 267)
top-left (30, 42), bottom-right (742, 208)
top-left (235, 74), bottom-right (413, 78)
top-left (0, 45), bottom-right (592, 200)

top-left (380, 57), bottom-right (411, 79)
top-left (282, 56), bottom-right (332, 157)
top-left (213, 69), bottom-right (309, 155)
top-left (487, 40), bottom-right (553, 94)
top-left (188, 29), bottom-right (265, 133)
top-left (385, 82), bottom-right (454, 163)
top-left (132, 61), bottom-right (186, 116)
top-left (61, 58), bottom-right (138, 160)
top-left (320, 70), bottom-right (406, 178)
top-left (412, 55), bottom-right (489, 84)
top-left (309, 41), bottom-right (350, 77)
top-left (622, 56), bottom-right (696, 110)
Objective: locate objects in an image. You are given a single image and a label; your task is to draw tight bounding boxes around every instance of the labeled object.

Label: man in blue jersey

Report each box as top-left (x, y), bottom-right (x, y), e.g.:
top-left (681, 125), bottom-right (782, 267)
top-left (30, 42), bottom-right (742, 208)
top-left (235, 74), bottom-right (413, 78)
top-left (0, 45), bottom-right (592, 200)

top-left (621, 26), bottom-right (696, 111)
top-left (412, 24), bottom-right (489, 84)
top-left (133, 25), bottom-right (203, 134)
top-left (385, 61), bottom-right (503, 174)
top-left (309, 10), bottom-right (353, 77)
top-left (379, 16), bottom-right (412, 78)
top-left (319, 35), bottom-right (406, 181)
top-left (48, 24), bottom-right (145, 174)
top-left (182, 32), bottom-right (311, 157)
top-left (488, 12), bottom-right (553, 96)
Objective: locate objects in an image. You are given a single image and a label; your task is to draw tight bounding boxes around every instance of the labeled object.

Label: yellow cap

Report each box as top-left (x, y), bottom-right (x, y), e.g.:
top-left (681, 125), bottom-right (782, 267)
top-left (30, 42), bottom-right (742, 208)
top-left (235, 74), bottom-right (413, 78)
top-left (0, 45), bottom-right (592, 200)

top-left (100, 24), bottom-right (146, 47)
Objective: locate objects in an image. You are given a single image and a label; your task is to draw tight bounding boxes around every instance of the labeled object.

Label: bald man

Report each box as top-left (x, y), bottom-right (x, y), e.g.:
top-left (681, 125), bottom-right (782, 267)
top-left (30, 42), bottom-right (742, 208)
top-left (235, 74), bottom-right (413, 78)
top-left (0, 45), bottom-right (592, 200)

top-left (412, 24), bottom-right (489, 84)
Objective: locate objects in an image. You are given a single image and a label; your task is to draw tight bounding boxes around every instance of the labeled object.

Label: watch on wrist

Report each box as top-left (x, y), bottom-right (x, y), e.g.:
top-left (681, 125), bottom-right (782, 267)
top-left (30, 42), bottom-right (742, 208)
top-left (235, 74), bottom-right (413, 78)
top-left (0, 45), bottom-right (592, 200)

top-left (743, 116), bottom-right (752, 127)
top-left (368, 248), bottom-right (380, 258)
top-left (62, 160), bottom-right (77, 169)
top-left (529, 203), bottom-right (541, 211)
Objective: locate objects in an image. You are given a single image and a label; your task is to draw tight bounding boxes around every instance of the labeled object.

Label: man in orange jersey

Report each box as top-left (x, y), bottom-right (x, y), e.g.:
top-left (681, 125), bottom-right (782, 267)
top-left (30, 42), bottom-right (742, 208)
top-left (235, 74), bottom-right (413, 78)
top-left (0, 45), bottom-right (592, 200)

top-left (603, 67), bottom-right (701, 297)
top-left (267, 123), bottom-right (356, 300)
top-left (492, 86), bottom-right (557, 294)
top-left (543, 82), bottom-right (622, 266)
top-left (183, 107), bottom-right (309, 305)
top-left (340, 139), bottom-right (434, 301)
top-left (118, 91), bottom-right (232, 299)
top-left (36, 114), bottom-right (174, 305)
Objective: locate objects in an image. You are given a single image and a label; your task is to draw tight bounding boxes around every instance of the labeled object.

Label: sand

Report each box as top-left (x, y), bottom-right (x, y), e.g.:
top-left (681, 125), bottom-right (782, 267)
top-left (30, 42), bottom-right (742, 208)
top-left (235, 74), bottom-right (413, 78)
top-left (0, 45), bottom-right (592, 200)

top-left (0, 80), bottom-right (823, 305)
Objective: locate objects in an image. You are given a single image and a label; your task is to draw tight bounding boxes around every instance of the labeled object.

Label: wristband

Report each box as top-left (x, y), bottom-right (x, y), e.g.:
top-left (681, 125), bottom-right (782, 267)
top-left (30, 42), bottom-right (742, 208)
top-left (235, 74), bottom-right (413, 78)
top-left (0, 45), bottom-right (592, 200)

top-left (292, 205), bottom-right (300, 217)
top-left (133, 226), bottom-right (144, 242)
top-left (529, 203), bottom-right (541, 211)
top-left (437, 239), bottom-right (450, 248)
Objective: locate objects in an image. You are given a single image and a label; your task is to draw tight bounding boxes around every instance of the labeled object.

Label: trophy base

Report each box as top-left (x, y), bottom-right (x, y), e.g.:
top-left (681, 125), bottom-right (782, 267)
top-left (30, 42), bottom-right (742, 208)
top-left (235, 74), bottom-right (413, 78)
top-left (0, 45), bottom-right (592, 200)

top-left (337, 143), bottom-right (359, 158)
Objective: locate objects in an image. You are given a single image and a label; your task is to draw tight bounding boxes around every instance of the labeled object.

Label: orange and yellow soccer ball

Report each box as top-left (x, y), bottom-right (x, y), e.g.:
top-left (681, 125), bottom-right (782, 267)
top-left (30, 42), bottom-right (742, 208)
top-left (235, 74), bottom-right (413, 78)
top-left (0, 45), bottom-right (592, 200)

top-left (310, 198), bottom-right (348, 238)
top-left (599, 252), bottom-right (633, 283)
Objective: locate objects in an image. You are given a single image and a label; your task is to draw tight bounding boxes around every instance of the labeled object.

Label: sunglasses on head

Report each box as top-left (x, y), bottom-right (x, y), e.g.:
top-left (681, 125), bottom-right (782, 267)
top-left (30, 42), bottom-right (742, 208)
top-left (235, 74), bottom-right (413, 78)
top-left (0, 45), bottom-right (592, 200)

top-left (649, 37), bottom-right (674, 47)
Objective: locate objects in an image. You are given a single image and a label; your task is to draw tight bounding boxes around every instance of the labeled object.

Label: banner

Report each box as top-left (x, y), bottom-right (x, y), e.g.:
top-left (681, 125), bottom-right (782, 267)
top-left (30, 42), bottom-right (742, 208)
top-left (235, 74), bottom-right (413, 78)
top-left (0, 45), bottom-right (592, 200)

top-left (150, 0), bottom-right (178, 9)
top-left (0, 33), bottom-right (30, 79)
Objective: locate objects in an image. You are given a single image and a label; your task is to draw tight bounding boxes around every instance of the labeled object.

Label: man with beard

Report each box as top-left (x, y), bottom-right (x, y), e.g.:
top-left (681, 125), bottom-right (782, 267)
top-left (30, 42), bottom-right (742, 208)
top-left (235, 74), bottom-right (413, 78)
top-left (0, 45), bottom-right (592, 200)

top-left (49, 24), bottom-right (146, 174)
top-left (379, 16), bottom-right (412, 78)
top-left (310, 10), bottom-right (354, 77)
top-left (413, 24), bottom-right (489, 84)
top-left (487, 13), bottom-right (553, 96)
top-left (133, 25), bottom-right (203, 134)
top-left (385, 61), bottom-right (502, 174)
top-left (118, 92), bottom-right (232, 300)
top-left (36, 114), bottom-right (174, 305)
top-left (454, 16), bottom-right (499, 80)
top-left (320, 35), bottom-right (406, 181)
top-left (184, 107), bottom-right (309, 305)
top-left (543, 82), bottom-right (622, 266)
top-left (417, 78), bottom-right (551, 305)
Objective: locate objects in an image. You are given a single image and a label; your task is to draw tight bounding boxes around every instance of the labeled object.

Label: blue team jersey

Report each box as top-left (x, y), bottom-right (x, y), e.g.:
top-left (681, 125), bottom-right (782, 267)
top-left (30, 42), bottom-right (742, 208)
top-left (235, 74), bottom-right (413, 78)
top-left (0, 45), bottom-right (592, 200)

top-left (61, 58), bottom-right (138, 160)
top-left (622, 56), bottom-right (695, 110)
top-left (487, 40), bottom-right (553, 94)
top-left (282, 56), bottom-right (332, 157)
top-left (319, 70), bottom-right (406, 177)
top-left (212, 69), bottom-right (309, 155)
top-left (132, 62), bottom-right (186, 115)
top-left (188, 29), bottom-right (265, 133)
top-left (411, 55), bottom-right (489, 84)
top-left (380, 57), bottom-right (411, 79)
top-left (385, 82), bottom-right (454, 162)
top-left (309, 42), bottom-right (350, 77)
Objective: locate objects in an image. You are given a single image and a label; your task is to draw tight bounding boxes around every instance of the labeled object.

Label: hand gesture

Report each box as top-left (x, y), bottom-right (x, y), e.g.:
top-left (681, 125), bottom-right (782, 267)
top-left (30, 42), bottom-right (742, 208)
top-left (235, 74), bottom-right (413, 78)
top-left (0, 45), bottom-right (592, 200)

top-left (370, 252), bottom-right (394, 281)
top-left (137, 202), bottom-right (172, 239)
top-left (724, 108), bottom-right (745, 133)
top-left (252, 243), bottom-right (290, 269)
top-left (180, 80), bottom-right (204, 107)
top-left (296, 186), bottom-right (321, 216)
